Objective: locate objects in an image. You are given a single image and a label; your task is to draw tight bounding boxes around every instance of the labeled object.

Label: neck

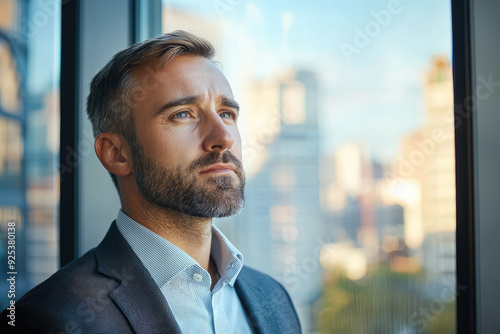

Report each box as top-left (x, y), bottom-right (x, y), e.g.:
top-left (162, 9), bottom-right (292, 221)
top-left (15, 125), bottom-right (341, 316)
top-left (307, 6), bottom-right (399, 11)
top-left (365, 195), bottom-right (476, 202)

top-left (123, 196), bottom-right (214, 273)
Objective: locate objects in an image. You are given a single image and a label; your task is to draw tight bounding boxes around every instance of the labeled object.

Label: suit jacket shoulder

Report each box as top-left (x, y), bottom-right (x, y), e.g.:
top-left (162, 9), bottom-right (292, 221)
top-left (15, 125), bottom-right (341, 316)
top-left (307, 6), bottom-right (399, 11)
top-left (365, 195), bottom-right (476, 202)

top-left (1, 222), bottom-right (301, 334)
top-left (236, 266), bottom-right (302, 333)
top-left (1, 248), bottom-right (135, 334)
top-left (1, 222), bottom-right (178, 334)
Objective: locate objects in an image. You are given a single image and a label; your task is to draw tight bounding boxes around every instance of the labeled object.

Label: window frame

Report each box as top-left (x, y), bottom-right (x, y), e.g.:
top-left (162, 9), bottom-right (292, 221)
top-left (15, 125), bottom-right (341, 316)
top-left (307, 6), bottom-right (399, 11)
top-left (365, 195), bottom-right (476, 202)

top-left (60, 0), bottom-right (500, 332)
top-left (451, 0), bottom-right (476, 333)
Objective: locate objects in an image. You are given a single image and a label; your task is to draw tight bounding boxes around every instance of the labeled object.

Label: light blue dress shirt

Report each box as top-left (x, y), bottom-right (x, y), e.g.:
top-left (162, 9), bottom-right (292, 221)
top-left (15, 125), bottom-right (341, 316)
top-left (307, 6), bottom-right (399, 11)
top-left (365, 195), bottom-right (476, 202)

top-left (115, 210), bottom-right (253, 334)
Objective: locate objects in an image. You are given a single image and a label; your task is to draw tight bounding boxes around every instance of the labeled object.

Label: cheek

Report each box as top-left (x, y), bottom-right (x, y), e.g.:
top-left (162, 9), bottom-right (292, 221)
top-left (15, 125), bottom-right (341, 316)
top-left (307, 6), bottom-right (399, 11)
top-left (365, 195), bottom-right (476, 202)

top-left (153, 129), bottom-right (202, 167)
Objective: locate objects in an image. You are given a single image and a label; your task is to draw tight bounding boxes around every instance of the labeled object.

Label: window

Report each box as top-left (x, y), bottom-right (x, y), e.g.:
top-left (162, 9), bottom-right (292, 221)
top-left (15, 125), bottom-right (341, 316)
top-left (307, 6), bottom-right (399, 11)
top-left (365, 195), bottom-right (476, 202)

top-left (0, 0), bottom-right (60, 310)
top-left (161, 1), bottom-right (455, 332)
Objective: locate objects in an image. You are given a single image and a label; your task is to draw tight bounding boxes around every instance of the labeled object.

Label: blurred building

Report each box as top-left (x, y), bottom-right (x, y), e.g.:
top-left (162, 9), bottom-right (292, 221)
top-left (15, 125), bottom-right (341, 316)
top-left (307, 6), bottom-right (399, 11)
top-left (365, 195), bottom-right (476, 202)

top-left (162, 5), bottom-right (223, 45)
top-left (0, 0), bottom-right (60, 310)
top-left (382, 132), bottom-right (425, 253)
top-left (380, 55), bottom-right (455, 281)
top-left (322, 56), bottom-right (455, 279)
top-left (421, 56), bottom-right (456, 285)
top-left (235, 68), bottom-right (323, 332)
top-left (322, 142), bottom-right (380, 260)
top-left (0, 0), bottom-right (30, 307)
top-left (25, 91), bottom-right (59, 286)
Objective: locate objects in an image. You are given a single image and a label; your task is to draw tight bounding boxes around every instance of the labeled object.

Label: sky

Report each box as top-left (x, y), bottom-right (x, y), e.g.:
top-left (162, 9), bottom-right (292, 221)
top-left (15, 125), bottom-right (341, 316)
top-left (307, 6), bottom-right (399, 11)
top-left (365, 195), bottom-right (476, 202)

top-left (27, 0), bottom-right (453, 165)
top-left (25, 0), bottom-right (61, 95)
top-left (163, 0), bottom-right (453, 164)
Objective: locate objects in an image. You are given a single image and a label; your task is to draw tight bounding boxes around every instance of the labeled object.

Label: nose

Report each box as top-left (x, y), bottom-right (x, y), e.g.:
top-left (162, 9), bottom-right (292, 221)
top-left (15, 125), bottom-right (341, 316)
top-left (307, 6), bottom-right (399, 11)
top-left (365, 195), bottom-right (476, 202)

top-left (201, 112), bottom-right (235, 153)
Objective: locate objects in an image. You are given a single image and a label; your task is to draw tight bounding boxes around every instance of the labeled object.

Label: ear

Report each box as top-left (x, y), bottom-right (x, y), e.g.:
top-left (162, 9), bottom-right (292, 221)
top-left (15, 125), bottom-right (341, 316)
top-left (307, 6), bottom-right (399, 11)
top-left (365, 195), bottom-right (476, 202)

top-left (94, 133), bottom-right (132, 177)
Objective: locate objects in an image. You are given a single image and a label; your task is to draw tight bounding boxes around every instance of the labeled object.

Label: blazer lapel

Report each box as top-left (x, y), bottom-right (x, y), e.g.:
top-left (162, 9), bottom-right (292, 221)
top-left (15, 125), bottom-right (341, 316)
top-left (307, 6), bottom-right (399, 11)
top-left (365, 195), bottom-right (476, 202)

top-left (95, 221), bottom-right (182, 334)
top-left (235, 268), bottom-right (281, 334)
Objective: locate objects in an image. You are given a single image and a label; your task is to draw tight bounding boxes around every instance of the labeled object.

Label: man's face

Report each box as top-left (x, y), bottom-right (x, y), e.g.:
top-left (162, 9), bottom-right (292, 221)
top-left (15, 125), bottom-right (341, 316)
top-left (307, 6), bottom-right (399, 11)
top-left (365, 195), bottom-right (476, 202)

top-left (128, 55), bottom-right (245, 218)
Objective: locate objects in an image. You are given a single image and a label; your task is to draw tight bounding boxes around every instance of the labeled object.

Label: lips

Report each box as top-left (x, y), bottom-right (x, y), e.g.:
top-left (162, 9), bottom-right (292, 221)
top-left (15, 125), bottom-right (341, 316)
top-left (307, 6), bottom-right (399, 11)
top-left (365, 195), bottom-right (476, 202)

top-left (199, 163), bottom-right (237, 174)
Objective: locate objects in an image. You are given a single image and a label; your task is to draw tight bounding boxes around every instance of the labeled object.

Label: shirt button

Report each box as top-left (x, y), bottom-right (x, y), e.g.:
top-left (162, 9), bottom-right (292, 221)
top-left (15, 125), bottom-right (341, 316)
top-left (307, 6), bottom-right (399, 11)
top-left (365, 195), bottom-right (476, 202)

top-left (214, 310), bottom-right (218, 317)
top-left (193, 273), bottom-right (203, 282)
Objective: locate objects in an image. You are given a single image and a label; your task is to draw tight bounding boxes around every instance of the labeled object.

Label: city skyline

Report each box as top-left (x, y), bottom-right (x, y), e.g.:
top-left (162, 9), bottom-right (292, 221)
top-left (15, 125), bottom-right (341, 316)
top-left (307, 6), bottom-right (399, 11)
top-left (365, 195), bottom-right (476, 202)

top-left (163, 0), bottom-right (453, 164)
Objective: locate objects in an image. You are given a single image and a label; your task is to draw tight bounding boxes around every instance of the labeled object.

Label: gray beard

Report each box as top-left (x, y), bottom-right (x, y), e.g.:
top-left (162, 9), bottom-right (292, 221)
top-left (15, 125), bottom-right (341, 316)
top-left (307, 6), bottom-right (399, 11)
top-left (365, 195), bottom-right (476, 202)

top-left (130, 139), bottom-right (245, 218)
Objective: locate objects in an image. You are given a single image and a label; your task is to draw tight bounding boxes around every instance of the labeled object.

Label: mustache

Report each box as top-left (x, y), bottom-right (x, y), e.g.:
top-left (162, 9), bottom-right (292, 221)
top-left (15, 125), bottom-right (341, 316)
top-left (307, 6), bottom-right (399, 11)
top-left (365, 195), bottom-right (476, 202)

top-left (189, 151), bottom-right (244, 174)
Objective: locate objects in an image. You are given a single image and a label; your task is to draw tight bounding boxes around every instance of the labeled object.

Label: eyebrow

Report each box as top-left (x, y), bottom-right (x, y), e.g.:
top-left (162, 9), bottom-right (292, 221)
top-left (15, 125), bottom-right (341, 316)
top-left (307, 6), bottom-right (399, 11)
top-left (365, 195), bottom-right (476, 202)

top-left (155, 95), bottom-right (240, 115)
top-left (219, 96), bottom-right (240, 111)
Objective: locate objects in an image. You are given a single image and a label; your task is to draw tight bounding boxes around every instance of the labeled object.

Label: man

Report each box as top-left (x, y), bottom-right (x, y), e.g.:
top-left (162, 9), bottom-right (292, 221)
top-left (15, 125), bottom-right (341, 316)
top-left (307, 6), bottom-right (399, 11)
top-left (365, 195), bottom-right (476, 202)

top-left (1, 31), bottom-right (301, 333)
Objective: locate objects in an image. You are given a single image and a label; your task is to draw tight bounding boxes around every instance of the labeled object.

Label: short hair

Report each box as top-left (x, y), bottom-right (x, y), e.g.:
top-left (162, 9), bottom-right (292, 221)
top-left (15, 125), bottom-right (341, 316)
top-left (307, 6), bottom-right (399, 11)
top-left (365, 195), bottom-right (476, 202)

top-left (86, 30), bottom-right (215, 192)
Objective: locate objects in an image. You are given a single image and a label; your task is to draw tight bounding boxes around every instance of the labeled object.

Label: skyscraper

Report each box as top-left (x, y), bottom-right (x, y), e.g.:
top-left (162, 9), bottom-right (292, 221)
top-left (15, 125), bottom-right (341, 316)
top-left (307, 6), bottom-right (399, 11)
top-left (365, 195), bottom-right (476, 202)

top-left (421, 56), bottom-right (456, 285)
top-left (236, 68), bottom-right (323, 332)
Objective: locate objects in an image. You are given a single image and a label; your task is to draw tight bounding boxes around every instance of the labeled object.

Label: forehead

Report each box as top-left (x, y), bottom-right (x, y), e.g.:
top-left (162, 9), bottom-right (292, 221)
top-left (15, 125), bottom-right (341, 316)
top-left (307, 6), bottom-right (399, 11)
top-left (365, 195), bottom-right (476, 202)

top-left (132, 55), bottom-right (234, 103)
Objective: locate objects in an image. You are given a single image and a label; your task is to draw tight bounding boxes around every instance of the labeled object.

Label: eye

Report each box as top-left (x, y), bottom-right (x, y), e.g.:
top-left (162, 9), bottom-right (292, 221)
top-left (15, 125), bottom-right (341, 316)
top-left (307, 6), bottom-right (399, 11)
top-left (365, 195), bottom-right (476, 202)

top-left (220, 111), bottom-right (236, 119)
top-left (172, 111), bottom-right (190, 118)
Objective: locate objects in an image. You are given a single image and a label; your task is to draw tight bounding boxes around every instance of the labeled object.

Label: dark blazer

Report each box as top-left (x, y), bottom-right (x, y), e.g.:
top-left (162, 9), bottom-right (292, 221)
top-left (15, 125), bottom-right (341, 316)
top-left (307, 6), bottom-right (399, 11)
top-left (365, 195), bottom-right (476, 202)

top-left (1, 222), bottom-right (301, 333)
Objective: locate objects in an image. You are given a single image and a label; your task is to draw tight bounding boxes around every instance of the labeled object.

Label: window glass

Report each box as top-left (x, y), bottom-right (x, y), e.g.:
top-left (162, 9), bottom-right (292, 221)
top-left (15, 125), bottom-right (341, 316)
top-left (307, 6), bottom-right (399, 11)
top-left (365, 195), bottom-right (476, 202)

top-left (0, 0), bottom-right (60, 309)
top-left (161, 1), bottom-right (454, 332)
top-left (0, 118), bottom-right (22, 190)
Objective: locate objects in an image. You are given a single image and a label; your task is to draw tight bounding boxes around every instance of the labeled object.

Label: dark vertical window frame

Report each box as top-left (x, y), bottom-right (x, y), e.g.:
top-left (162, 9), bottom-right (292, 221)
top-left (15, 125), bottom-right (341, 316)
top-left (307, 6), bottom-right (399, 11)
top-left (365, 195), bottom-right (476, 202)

top-left (133, 0), bottom-right (162, 43)
top-left (452, 0), bottom-right (476, 333)
top-left (60, 0), bottom-right (80, 268)
top-left (130, 0), bottom-right (137, 44)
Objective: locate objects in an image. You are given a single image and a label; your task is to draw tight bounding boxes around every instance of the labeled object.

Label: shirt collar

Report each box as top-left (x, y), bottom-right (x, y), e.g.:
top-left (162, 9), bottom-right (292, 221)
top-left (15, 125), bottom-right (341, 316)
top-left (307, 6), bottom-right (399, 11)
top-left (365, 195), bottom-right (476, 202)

top-left (211, 224), bottom-right (244, 286)
top-left (115, 209), bottom-right (244, 289)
